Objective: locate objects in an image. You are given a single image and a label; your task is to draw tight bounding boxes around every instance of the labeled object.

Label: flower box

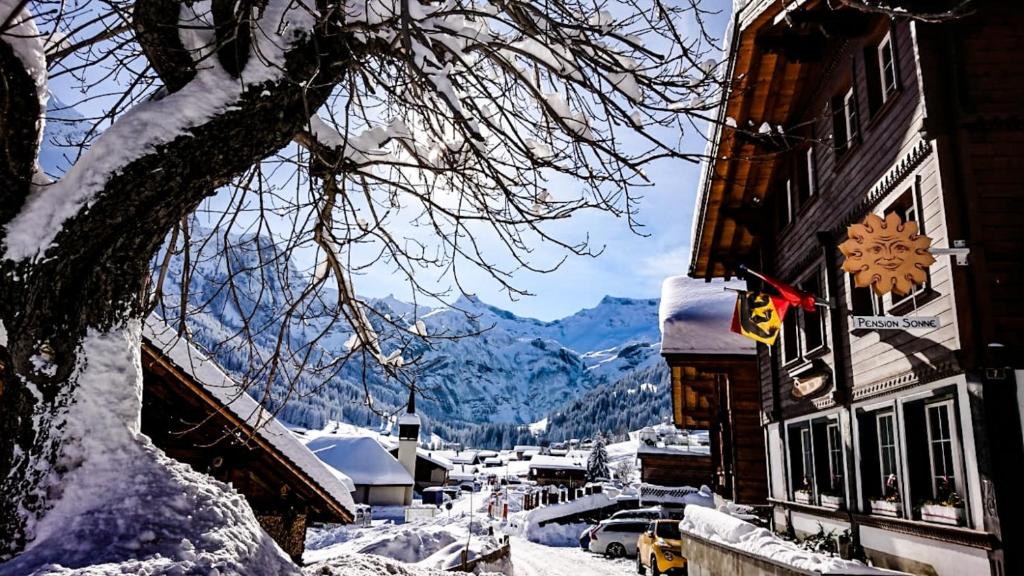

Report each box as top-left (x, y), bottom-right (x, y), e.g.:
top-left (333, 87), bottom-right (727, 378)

top-left (869, 499), bottom-right (902, 518)
top-left (921, 504), bottom-right (965, 526)
top-left (794, 490), bottom-right (814, 505)
top-left (820, 494), bottom-right (845, 510)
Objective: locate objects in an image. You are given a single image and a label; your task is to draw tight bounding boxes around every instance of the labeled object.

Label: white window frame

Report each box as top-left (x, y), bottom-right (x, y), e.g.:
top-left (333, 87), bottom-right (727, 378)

top-left (877, 31), bottom-right (897, 102)
top-left (800, 427), bottom-right (815, 493)
top-left (826, 422), bottom-right (843, 491)
top-left (876, 411), bottom-right (900, 495)
top-left (785, 178), bottom-right (795, 225)
top-left (805, 147), bottom-right (817, 197)
top-left (843, 88), bottom-right (859, 146)
top-left (925, 399), bottom-right (963, 499)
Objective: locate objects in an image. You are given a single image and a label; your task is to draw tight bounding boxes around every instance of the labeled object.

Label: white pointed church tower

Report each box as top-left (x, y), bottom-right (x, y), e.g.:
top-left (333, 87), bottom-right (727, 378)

top-left (397, 387), bottom-right (420, 506)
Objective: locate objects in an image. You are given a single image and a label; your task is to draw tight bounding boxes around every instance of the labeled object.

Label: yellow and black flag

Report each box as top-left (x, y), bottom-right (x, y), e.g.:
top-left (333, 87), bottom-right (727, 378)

top-left (730, 291), bottom-right (788, 346)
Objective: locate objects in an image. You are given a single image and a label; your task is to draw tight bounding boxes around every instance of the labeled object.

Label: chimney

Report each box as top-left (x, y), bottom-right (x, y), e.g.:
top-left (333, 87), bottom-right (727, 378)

top-left (397, 387), bottom-right (420, 506)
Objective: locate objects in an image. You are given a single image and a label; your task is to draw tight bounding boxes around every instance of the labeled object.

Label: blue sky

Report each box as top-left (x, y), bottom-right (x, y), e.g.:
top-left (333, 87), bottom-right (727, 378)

top-left (43, 0), bottom-right (733, 322)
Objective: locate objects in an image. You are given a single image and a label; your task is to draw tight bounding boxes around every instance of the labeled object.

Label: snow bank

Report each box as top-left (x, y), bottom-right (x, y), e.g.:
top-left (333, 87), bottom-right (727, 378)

top-left (0, 323), bottom-right (297, 576)
top-left (681, 507), bottom-right (893, 575)
top-left (304, 552), bottom-right (501, 576)
top-left (659, 276), bottom-right (755, 355)
top-left (305, 515), bottom-right (502, 571)
top-left (523, 522), bottom-right (590, 548)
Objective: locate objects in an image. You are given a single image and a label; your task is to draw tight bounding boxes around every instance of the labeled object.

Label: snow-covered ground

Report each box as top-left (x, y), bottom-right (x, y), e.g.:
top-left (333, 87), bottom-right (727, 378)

top-left (508, 536), bottom-right (634, 576)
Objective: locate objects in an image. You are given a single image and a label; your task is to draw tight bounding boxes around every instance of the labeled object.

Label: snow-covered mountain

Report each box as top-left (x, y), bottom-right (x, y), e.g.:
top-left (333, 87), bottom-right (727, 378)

top-left (155, 230), bottom-right (668, 439)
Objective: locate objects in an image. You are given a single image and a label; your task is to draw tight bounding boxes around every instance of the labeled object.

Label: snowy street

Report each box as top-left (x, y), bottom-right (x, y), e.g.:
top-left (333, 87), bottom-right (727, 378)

top-left (507, 536), bottom-right (635, 576)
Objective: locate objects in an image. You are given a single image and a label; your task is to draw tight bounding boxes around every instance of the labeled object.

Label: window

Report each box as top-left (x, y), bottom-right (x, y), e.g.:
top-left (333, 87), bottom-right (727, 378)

top-left (926, 401), bottom-right (957, 498)
top-left (777, 178), bottom-right (795, 229)
top-left (876, 412), bottom-right (899, 497)
top-left (885, 181), bottom-right (930, 309)
top-left (778, 265), bottom-right (830, 367)
top-left (801, 269), bottom-right (826, 353)
top-left (797, 146), bottom-right (816, 206)
top-left (804, 147), bottom-right (817, 199)
top-left (831, 89), bottom-right (859, 156)
top-left (782, 311), bottom-right (800, 364)
top-left (877, 32), bottom-right (898, 103)
top-left (849, 277), bottom-right (882, 317)
top-left (801, 427), bottom-right (815, 492)
top-left (827, 423), bottom-right (843, 492)
top-left (843, 89), bottom-right (859, 146)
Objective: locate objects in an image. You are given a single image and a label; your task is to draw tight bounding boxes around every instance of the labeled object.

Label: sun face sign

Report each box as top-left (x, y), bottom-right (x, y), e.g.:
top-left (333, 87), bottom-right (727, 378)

top-left (839, 212), bottom-right (936, 296)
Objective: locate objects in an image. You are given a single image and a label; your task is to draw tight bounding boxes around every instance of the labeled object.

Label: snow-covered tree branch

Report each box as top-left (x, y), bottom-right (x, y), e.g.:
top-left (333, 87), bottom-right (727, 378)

top-left (0, 0), bottom-right (724, 565)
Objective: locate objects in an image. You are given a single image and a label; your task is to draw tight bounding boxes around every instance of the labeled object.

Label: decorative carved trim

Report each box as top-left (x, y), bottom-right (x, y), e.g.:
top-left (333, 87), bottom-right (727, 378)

top-left (852, 359), bottom-right (962, 401)
top-left (854, 513), bottom-right (997, 550)
top-left (833, 139), bottom-right (933, 239)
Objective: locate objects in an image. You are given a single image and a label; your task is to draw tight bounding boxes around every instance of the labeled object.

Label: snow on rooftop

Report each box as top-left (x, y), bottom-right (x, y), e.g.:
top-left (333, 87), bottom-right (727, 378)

top-left (306, 436), bottom-right (414, 486)
top-left (418, 449), bottom-right (453, 470)
top-left (142, 316), bottom-right (356, 516)
top-left (659, 276), bottom-right (755, 355)
top-left (528, 455), bottom-right (585, 471)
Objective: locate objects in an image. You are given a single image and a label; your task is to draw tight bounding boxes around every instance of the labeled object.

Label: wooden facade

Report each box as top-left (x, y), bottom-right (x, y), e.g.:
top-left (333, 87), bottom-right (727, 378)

top-left (689, 1), bottom-right (1023, 575)
top-left (141, 342), bottom-right (353, 561)
top-left (637, 451), bottom-right (714, 489)
top-left (665, 354), bottom-right (768, 505)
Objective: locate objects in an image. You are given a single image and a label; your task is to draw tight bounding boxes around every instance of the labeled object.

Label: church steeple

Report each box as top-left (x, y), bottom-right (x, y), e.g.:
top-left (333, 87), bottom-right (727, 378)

top-left (397, 386), bottom-right (420, 506)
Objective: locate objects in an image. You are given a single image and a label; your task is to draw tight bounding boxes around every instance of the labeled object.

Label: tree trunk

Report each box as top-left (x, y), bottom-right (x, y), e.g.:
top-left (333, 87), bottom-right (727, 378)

top-left (0, 1), bottom-right (353, 559)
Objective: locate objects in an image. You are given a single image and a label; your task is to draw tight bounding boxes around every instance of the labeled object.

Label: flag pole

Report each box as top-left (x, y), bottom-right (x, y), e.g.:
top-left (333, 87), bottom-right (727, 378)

top-left (735, 264), bottom-right (832, 309)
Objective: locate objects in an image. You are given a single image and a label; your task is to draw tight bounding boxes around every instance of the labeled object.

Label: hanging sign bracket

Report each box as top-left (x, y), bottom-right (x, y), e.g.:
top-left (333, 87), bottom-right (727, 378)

top-left (931, 240), bottom-right (970, 266)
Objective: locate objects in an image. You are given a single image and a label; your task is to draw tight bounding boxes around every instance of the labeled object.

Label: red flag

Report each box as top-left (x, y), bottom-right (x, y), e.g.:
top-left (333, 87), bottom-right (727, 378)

top-left (740, 266), bottom-right (819, 312)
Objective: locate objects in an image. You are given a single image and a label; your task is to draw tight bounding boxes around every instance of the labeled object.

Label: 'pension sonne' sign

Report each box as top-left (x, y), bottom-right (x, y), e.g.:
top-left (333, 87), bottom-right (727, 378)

top-left (851, 316), bottom-right (941, 330)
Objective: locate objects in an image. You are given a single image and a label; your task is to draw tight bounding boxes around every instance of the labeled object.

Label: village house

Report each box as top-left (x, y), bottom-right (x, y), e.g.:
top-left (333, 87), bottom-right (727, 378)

top-left (387, 448), bottom-right (453, 492)
top-left (140, 318), bottom-right (355, 561)
top-left (658, 277), bottom-right (768, 504)
top-left (306, 436), bottom-right (414, 506)
top-left (527, 455), bottom-right (587, 497)
top-left (688, 1), bottom-right (1023, 574)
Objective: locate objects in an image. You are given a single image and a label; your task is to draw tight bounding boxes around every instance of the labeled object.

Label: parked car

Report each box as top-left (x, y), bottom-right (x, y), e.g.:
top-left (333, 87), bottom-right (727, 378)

top-left (609, 506), bottom-right (665, 521)
top-left (636, 519), bottom-right (685, 576)
top-left (459, 481), bottom-right (482, 492)
top-left (588, 519), bottom-right (647, 558)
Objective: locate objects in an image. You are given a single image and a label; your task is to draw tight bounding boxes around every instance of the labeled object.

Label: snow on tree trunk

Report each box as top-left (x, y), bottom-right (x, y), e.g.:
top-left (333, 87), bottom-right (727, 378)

top-left (0, 321), bottom-right (298, 575)
top-left (587, 433), bottom-right (610, 482)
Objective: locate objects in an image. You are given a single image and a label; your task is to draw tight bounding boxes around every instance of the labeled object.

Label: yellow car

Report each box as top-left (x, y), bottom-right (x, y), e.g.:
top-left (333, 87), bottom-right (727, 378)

top-left (636, 519), bottom-right (686, 576)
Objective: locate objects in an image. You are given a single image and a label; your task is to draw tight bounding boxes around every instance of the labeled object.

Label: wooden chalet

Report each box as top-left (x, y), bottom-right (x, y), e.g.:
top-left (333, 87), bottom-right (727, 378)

top-left (528, 455), bottom-right (587, 496)
top-left (140, 318), bottom-right (355, 561)
top-left (689, 1), bottom-right (1023, 574)
top-left (659, 276), bottom-right (768, 504)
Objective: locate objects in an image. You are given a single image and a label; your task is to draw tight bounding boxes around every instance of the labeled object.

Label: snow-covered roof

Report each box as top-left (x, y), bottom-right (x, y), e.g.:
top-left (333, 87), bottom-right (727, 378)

top-left (513, 445), bottom-right (541, 452)
top-left (307, 436), bottom-right (414, 486)
top-left (141, 317), bottom-right (356, 517)
top-left (659, 276), bottom-right (755, 355)
top-left (529, 455), bottom-right (585, 471)
top-left (637, 443), bottom-right (711, 457)
top-left (448, 451), bottom-right (479, 464)
top-left (418, 449), bottom-right (453, 470)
